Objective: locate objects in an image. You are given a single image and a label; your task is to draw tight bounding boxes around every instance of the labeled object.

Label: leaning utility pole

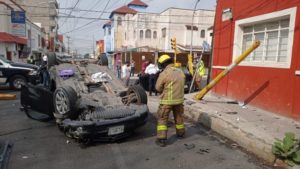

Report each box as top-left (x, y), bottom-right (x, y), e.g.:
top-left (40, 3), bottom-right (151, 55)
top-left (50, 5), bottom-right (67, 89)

top-left (194, 41), bottom-right (261, 100)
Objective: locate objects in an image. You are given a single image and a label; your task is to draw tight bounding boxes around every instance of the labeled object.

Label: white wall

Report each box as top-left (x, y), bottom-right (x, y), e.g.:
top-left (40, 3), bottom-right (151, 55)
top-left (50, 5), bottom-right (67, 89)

top-left (26, 21), bottom-right (43, 52)
top-left (115, 8), bottom-right (215, 52)
top-left (0, 5), bottom-right (11, 33)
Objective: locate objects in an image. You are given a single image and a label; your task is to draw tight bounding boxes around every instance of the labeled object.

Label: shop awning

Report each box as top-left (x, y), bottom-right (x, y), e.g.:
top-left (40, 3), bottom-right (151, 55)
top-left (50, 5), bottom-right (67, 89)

top-left (0, 32), bottom-right (27, 45)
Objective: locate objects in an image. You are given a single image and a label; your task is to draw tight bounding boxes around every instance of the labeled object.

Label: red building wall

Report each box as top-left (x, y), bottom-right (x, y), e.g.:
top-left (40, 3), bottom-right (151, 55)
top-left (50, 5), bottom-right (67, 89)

top-left (213, 0), bottom-right (300, 118)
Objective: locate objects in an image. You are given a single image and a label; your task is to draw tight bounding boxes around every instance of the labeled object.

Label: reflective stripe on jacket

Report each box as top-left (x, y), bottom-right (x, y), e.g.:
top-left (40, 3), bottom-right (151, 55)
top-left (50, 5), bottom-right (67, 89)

top-left (197, 60), bottom-right (205, 76)
top-left (155, 64), bottom-right (185, 105)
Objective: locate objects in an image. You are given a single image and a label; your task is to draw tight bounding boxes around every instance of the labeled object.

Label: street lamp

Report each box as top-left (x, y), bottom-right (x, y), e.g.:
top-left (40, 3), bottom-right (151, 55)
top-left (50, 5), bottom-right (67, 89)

top-left (190, 0), bottom-right (201, 56)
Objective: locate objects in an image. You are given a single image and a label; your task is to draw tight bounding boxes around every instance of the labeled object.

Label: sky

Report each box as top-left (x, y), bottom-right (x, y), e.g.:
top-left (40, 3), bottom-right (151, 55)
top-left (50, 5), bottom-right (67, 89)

top-left (57, 0), bottom-right (216, 54)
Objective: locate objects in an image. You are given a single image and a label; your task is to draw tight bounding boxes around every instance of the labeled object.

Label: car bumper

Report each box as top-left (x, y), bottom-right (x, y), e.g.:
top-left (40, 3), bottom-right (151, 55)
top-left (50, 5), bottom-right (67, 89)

top-left (61, 105), bottom-right (149, 141)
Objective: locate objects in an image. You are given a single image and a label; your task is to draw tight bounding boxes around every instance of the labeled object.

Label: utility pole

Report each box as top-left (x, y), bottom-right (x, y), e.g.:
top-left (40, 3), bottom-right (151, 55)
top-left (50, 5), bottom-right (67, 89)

top-left (190, 0), bottom-right (201, 57)
top-left (93, 35), bottom-right (95, 58)
top-left (67, 36), bottom-right (70, 54)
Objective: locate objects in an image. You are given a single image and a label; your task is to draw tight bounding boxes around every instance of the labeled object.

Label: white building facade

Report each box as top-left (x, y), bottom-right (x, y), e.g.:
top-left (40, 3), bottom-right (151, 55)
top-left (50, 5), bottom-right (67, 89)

top-left (105, 0), bottom-right (215, 53)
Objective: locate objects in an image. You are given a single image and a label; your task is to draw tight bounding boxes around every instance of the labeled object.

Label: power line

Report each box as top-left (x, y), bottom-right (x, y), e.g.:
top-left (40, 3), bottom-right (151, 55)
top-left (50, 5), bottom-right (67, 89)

top-left (61, 0), bottom-right (112, 35)
top-left (3, 3), bottom-right (215, 17)
top-left (0, 13), bottom-right (213, 26)
top-left (72, 0), bottom-right (104, 30)
top-left (61, 8), bottom-right (215, 17)
top-left (60, 0), bottom-right (81, 29)
top-left (78, 0), bottom-right (104, 17)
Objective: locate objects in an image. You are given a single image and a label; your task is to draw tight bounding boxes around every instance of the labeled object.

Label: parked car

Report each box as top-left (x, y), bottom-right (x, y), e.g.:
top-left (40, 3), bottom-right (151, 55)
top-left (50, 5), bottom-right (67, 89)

top-left (20, 60), bottom-right (149, 143)
top-left (0, 56), bottom-right (38, 90)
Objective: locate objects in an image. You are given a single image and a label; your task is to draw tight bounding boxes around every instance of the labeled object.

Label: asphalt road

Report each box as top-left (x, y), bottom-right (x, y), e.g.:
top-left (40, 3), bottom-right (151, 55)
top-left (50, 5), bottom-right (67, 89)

top-left (0, 91), bottom-right (272, 169)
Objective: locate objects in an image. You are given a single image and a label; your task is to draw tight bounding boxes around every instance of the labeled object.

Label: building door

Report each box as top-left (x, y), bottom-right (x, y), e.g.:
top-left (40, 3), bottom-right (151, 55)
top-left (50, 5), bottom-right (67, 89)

top-left (6, 51), bottom-right (12, 60)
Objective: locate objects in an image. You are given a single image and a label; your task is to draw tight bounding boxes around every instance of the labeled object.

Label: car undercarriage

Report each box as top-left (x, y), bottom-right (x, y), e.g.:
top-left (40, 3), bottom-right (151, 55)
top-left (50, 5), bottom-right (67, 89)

top-left (20, 60), bottom-right (149, 143)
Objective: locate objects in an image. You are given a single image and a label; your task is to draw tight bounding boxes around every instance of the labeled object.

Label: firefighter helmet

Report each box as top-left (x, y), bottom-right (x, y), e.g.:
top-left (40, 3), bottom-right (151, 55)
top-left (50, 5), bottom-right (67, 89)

top-left (158, 54), bottom-right (171, 64)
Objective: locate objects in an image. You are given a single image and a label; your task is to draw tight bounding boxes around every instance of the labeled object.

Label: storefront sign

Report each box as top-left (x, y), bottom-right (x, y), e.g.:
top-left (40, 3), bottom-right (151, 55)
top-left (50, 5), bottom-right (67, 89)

top-left (11, 11), bottom-right (26, 37)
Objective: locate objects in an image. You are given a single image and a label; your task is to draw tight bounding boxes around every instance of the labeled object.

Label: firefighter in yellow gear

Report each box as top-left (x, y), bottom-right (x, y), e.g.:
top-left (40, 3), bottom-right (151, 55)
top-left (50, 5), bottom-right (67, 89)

top-left (195, 59), bottom-right (205, 90)
top-left (155, 54), bottom-right (185, 147)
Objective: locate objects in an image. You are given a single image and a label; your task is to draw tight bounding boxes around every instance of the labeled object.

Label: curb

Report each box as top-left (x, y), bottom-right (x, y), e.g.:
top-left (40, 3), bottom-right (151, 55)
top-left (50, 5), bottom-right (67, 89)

top-left (184, 104), bottom-right (276, 164)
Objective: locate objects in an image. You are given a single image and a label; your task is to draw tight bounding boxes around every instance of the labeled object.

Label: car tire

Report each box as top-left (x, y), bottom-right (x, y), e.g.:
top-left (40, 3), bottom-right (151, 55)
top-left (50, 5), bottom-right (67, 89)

top-left (48, 52), bottom-right (56, 68)
top-left (9, 75), bottom-right (27, 90)
top-left (98, 55), bottom-right (108, 66)
top-left (127, 85), bottom-right (148, 104)
top-left (53, 86), bottom-right (78, 120)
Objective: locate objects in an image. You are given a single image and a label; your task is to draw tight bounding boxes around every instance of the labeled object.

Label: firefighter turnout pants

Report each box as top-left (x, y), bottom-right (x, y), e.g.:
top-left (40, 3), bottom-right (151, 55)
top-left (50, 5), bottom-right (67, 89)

top-left (156, 104), bottom-right (185, 139)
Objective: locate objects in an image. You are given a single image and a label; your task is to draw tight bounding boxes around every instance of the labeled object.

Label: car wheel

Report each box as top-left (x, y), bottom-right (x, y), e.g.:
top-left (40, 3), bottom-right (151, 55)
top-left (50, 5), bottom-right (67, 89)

top-left (127, 85), bottom-right (147, 104)
top-left (48, 52), bottom-right (56, 68)
top-left (9, 75), bottom-right (27, 90)
top-left (98, 55), bottom-right (108, 66)
top-left (53, 86), bottom-right (78, 120)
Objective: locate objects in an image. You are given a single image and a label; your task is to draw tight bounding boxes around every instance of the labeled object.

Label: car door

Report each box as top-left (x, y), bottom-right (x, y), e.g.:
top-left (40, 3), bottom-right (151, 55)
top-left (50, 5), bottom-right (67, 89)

top-left (21, 83), bottom-right (54, 119)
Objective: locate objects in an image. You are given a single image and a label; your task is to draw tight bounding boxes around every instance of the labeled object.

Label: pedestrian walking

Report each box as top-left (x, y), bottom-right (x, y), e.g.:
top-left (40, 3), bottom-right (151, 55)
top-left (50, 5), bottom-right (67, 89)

top-left (155, 54), bottom-right (186, 147)
top-left (122, 61), bottom-right (131, 87)
top-left (116, 59), bottom-right (121, 79)
top-left (42, 54), bottom-right (48, 65)
top-left (145, 60), bottom-right (159, 96)
top-left (194, 59), bottom-right (205, 90)
top-left (130, 60), bottom-right (135, 77)
top-left (139, 56), bottom-right (149, 90)
top-left (40, 60), bottom-right (49, 87)
top-left (141, 56), bottom-right (149, 75)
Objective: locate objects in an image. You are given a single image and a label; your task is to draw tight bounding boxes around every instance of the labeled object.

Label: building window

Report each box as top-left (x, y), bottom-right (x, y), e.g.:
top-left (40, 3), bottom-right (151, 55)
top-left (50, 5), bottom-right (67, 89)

top-left (153, 31), bottom-right (157, 39)
top-left (162, 28), bottom-right (166, 38)
top-left (108, 28), bottom-right (111, 35)
top-left (117, 17), bottom-right (122, 26)
top-left (104, 29), bottom-right (106, 36)
top-left (200, 30), bottom-right (205, 38)
top-left (145, 29), bottom-right (151, 39)
top-left (134, 30), bottom-right (136, 39)
top-left (38, 34), bottom-right (41, 47)
top-left (243, 20), bottom-right (289, 62)
top-left (140, 30), bottom-right (144, 39)
top-left (233, 7), bottom-right (296, 68)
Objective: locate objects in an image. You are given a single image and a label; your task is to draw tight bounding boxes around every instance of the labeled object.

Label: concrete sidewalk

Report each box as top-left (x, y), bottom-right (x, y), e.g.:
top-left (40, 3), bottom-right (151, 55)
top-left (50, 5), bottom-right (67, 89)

top-left (148, 92), bottom-right (300, 168)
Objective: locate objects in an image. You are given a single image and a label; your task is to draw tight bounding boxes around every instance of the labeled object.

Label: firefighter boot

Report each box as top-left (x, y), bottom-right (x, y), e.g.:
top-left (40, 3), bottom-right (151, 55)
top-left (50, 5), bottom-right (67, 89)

top-left (155, 139), bottom-right (167, 147)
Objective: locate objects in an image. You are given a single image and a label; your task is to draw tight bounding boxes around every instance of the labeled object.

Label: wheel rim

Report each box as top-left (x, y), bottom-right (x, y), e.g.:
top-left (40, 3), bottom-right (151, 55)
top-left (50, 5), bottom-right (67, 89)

top-left (13, 78), bottom-right (26, 89)
top-left (55, 90), bottom-right (69, 115)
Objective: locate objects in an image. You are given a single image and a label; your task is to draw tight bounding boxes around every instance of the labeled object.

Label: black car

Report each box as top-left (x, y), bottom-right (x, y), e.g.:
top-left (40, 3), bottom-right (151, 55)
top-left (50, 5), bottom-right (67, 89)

top-left (20, 61), bottom-right (149, 143)
top-left (0, 56), bottom-right (38, 90)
